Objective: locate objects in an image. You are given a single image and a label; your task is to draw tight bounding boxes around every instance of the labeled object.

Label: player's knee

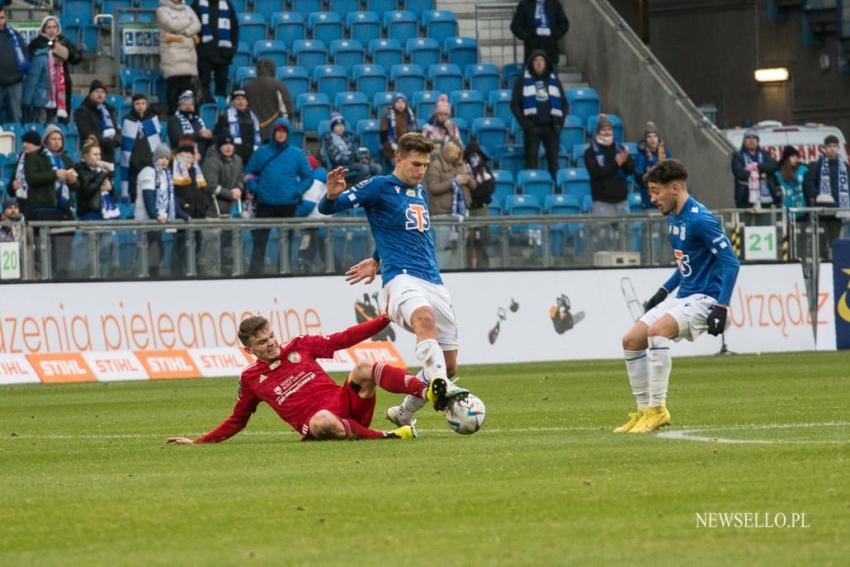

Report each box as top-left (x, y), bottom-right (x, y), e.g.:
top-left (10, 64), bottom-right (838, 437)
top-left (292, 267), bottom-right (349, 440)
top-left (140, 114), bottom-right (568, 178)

top-left (622, 327), bottom-right (648, 351)
top-left (309, 410), bottom-right (345, 440)
top-left (410, 307), bottom-right (437, 332)
top-left (351, 363), bottom-right (376, 385)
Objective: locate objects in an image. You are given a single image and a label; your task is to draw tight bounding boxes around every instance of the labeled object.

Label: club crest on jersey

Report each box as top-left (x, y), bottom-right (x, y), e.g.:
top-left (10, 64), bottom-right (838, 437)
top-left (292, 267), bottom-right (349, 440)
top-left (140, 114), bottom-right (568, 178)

top-left (287, 352), bottom-right (302, 363)
top-left (406, 189), bottom-right (416, 197)
top-left (405, 204), bottom-right (430, 232)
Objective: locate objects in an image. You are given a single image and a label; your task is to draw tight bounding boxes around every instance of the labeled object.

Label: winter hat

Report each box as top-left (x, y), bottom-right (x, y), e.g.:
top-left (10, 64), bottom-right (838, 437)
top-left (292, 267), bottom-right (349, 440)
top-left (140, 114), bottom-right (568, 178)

top-left (329, 113), bottom-right (345, 130)
top-left (22, 130), bottom-right (42, 146)
top-left (2, 195), bottom-right (18, 211)
top-left (89, 79), bottom-right (107, 94)
top-left (595, 113), bottom-right (614, 134)
top-left (392, 93), bottom-right (408, 106)
top-left (40, 15), bottom-right (61, 35)
top-left (131, 93), bottom-right (147, 102)
top-left (644, 121), bottom-right (660, 138)
top-left (779, 145), bottom-right (799, 167)
top-left (153, 144), bottom-right (171, 161)
top-left (230, 88), bottom-right (247, 101)
top-left (177, 135), bottom-right (195, 154)
top-left (216, 133), bottom-right (235, 149)
top-left (434, 95), bottom-right (451, 115)
top-left (273, 121), bottom-right (289, 133)
top-left (178, 90), bottom-right (195, 105)
top-left (743, 128), bottom-right (760, 140)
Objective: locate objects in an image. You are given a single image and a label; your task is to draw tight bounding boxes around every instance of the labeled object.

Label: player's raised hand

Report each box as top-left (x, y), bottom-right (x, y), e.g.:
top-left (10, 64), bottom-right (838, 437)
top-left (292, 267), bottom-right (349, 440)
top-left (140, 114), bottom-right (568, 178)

top-left (345, 258), bottom-right (380, 285)
top-left (166, 437), bottom-right (194, 445)
top-left (326, 167), bottom-right (349, 199)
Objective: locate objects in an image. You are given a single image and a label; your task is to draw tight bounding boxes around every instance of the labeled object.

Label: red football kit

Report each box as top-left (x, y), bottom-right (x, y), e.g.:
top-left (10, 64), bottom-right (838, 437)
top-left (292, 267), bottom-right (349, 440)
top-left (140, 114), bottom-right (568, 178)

top-left (195, 316), bottom-right (398, 443)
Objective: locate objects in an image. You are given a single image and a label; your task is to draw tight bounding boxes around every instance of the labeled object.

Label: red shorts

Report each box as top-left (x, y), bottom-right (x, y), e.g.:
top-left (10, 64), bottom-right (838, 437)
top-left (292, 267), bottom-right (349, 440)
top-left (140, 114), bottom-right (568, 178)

top-left (302, 380), bottom-right (376, 440)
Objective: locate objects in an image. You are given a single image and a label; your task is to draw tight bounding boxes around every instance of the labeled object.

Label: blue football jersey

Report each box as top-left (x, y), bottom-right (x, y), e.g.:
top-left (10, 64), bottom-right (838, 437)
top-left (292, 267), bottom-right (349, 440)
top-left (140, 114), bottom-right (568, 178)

top-left (320, 174), bottom-right (442, 286)
top-left (663, 196), bottom-right (740, 305)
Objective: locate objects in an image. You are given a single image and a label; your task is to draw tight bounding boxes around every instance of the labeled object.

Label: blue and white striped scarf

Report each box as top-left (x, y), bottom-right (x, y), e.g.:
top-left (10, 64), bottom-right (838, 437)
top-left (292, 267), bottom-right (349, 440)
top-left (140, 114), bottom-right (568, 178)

top-left (227, 106), bottom-right (261, 150)
top-left (120, 115), bottom-right (162, 199)
top-left (521, 70), bottom-right (563, 118)
top-left (3, 25), bottom-right (30, 73)
top-left (155, 164), bottom-right (176, 221)
top-left (534, 0), bottom-right (551, 36)
top-left (742, 150), bottom-right (773, 204)
top-left (99, 104), bottom-right (116, 140)
top-left (451, 178), bottom-right (468, 220)
top-left (45, 149), bottom-right (71, 209)
top-left (199, 0), bottom-right (232, 49)
top-left (817, 156), bottom-right (850, 208)
top-left (592, 139), bottom-right (629, 181)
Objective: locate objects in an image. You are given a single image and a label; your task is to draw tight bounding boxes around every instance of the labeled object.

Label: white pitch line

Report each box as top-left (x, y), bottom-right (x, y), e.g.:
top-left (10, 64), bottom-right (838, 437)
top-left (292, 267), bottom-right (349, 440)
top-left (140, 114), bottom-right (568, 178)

top-left (657, 422), bottom-right (850, 445)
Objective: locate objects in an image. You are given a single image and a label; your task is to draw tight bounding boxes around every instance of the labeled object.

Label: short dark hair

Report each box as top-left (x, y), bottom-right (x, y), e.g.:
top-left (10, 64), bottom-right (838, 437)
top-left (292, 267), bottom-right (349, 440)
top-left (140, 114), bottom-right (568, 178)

top-left (644, 158), bottom-right (688, 186)
top-left (256, 58), bottom-right (275, 78)
top-left (397, 133), bottom-right (434, 158)
top-left (824, 134), bottom-right (840, 146)
top-left (238, 316), bottom-right (269, 347)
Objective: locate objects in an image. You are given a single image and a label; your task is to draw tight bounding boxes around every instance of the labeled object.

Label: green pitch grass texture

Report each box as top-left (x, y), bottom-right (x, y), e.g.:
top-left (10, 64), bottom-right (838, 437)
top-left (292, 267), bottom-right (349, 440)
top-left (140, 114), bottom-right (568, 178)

top-left (1, 352), bottom-right (848, 565)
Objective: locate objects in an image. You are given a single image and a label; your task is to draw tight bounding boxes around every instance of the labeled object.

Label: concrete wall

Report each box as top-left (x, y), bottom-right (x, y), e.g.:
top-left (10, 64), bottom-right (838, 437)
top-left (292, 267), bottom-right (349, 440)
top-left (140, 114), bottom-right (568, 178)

top-left (563, 0), bottom-right (736, 209)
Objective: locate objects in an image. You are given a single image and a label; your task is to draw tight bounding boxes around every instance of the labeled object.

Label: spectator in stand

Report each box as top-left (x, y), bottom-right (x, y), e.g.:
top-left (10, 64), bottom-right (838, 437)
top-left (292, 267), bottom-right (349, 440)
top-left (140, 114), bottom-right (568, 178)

top-left (22, 15), bottom-right (81, 125)
top-left (201, 132), bottom-right (243, 275)
top-left (74, 80), bottom-right (118, 164)
top-left (804, 135), bottom-right (849, 259)
top-left (167, 90), bottom-right (212, 156)
top-left (510, 0), bottom-right (569, 66)
top-left (136, 144), bottom-right (184, 277)
top-left (775, 146), bottom-right (808, 213)
top-left (634, 121), bottom-right (671, 209)
top-left (172, 135), bottom-right (209, 276)
top-left (322, 113), bottom-right (381, 184)
top-left (0, 195), bottom-right (26, 243)
top-left (424, 138), bottom-right (475, 269)
top-left (191, 0), bottom-right (238, 101)
top-left (74, 135), bottom-right (120, 274)
top-left (244, 118), bottom-right (313, 275)
top-left (245, 58), bottom-right (294, 142)
top-left (0, 6), bottom-right (27, 124)
top-left (511, 50), bottom-right (567, 180)
top-left (120, 93), bottom-right (162, 203)
top-left (380, 94), bottom-right (417, 165)
top-left (213, 88), bottom-right (260, 167)
top-left (463, 140), bottom-right (495, 268)
top-left (157, 0), bottom-right (202, 114)
top-left (731, 128), bottom-right (779, 210)
top-left (584, 114), bottom-right (634, 250)
top-left (422, 95), bottom-right (461, 153)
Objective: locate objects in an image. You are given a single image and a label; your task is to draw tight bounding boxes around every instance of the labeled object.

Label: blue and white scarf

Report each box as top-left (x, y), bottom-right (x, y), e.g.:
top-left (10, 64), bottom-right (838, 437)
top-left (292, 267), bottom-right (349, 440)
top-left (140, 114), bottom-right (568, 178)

top-left (155, 165), bottom-right (176, 221)
top-left (175, 110), bottom-right (204, 135)
top-left (742, 150), bottom-right (773, 205)
top-left (14, 153), bottom-right (28, 200)
top-left (592, 139), bottom-right (628, 180)
top-left (3, 25), bottom-right (30, 73)
top-left (534, 0), bottom-right (551, 36)
top-left (99, 104), bottom-right (116, 140)
top-left (521, 70), bottom-right (563, 118)
top-left (120, 115), bottom-right (162, 199)
top-left (816, 156), bottom-right (850, 210)
top-left (95, 164), bottom-right (121, 219)
top-left (45, 149), bottom-right (71, 209)
top-left (386, 105), bottom-right (416, 148)
top-left (227, 106), bottom-right (260, 150)
top-left (199, 0), bottom-right (232, 49)
top-left (451, 178), bottom-right (468, 220)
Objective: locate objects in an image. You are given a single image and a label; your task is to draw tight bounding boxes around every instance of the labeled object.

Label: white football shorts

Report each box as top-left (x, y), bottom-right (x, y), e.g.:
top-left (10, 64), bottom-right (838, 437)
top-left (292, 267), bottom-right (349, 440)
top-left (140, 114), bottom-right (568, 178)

top-left (380, 274), bottom-right (459, 351)
top-left (640, 293), bottom-right (727, 341)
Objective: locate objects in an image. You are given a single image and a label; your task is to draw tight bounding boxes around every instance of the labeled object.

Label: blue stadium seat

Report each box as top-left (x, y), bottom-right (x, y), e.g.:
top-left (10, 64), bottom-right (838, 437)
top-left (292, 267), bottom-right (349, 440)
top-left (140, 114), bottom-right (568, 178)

top-left (422, 10), bottom-right (458, 45)
top-left (405, 37), bottom-right (440, 69)
top-left (428, 63), bottom-right (463, 93)
top-left (628, 191), bottom-right (643, 213)
top-left (82, 25), bottom-right (99, 53)
top-left (238, 13), bottom-right (268, 47)
top-left (365, 0), bottom-right (397, 18)
top-left (296, 92), bottom-right (331, 132)
top-left (290, 0), bottom-right (323, 13)
top-left (199, 103), bottom-right (218, 129)
top-left (449, 89), bottom-right (485, 124)
top-left (383, 10), bottom-right (418, 44)
top-left (64, 0), bottom-right (93, 26)
top-left (545, 194), bottom-right (584, 256)
top-left (545, 193), bottom-right (581, 215)
top-left (566, 87), bottom-right (600, 123)
top-left (586, 113), bottom-right (624, 142)
top-left (327, 0), bottom-right (360, 15)
top-left (561, 115), bottom-right (585, 157)
top-left (368, 38), bottom-right (403, 69)
top-left (291, 39), bottom-right (328, 68)
top-left (229, 0), bottom-right (247, 11)
top-left (558, 168), bottom-right (591, 201)
top-left (335, 91), bottom-right (370, 126)
top-left (488, 89), bottom-right (512, 123)
top-left (346, 11), bottom-right (381, 44)
top-left (276, 65), bottom-right (311, 98)
top-left (288, 126), bottom-right (306, 149)
top-left (492, 170), bottom-right (515, 207)
top-left (624, 141), bottom-right (639, 161)
top-left (231, 43), bottom-right (251, 78)
top-left (308, 12), bottom-right (343, 44)
top-left (452, 116), bottom-right (469, 146)
top-left (495, 144), bottom-right (525, 176)
top-left (443, 37), bottom-right (478, 68)
top-left (236, 66), bottom-right (258, 87)
top-left (372, 90), bottom-right (398, 114)
top-left (63, 19), bottom-right (82, 47)
top-left (255, 0), bottom-right (286, 15)
top-left (517, 169), bottom-right (554, 201)
top-left (253, 40), bottom-right (288, 68)
top-left (356, 118), bottom-right (382, 156)
top-left (118, 67), bottom-right (136, 93)
top-left (390, 64), bottom-right (426, 97)
top-left (465, 63), bottom-right (500, 94)
top-left (504, 194), bottom-right (542, 236)
top-left (312, 65), bottom-right (350, 101)
top-left (131, 73), bottom-right (153, 98)
top-left (471, 117), bottom-right (508, 157)
top-left (411, 90), bottom-right (439, 118)
top-left (352, 63), bottom-right (388, 99)
top-left (406, 0), bottom-right (434, 18)
top-left (572, 143), bottom-right (590, 169)
top-left (329, 39), bottom-right (365, 73)
top-left (502, 62), bottom-right (523, 88)
top-left (272, 12), bottom-right (306, 46)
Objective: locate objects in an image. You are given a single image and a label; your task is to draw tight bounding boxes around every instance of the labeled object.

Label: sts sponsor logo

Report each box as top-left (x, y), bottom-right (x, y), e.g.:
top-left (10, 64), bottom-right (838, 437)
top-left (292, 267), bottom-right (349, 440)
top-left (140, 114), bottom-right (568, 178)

top-left (405, 204), bottom-right (430, 232)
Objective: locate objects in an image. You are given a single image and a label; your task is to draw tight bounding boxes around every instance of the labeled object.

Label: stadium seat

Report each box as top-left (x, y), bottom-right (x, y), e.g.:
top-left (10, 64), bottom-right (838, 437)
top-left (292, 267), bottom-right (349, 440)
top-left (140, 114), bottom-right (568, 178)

top-left (586, 113), bottom-right (624, 142)
top-left (624, 141), bottom-right (639, 161)
top-left (64, 0), bottom-right (93, 26)
top-left (291, 39), bottom-right (328, 68)
top-left (452, 116), bottom-right (469, 146)
top-left (253, 40), bottom-right (288, 68)
top-left (502, 62), bottom-right (523, 88)
top-left (390, 64), bottom-right (426, 97)
top-left (276, 65), bottom-right (311, 98)
top-left (561, 115), bottom-right (585, 157)
top-left (504, 194), bottom-right (542, 236)
top-left (545, 194), bottom-right (584, 256)
top-left (411, 90), bottom-right (439, 118)
top-left (566, 87), bottom-right (600, 123)
top-left (406, 0), bottom-right (434, 18)
top-left (443, 37), bottom-right (478, 68)
top-left (517, 169), bottom-right (554, 201)
top-left (365, 0), bottom-right (398, 18)
top-left (628, 191), bottom-right (643, 213)
top-left (471, 117), bottom-right (508, 157)
top-left (330, 39), bottom-right (365, 73)
top-left (356, 118), bottom-right (382, 157)
top-left (290, 0), bottom-right (323, 14)
top-left (545, 193), bottom-right (581, 215)
top-left (495, 144), bottom-right (525, 176)
top-left (296, 92), bottom-right (332, 133)
top-left (466, 63), bottom-right (500, 95)
top-left (255, 0), bottom-right (285, 15)
top-left (199, 103), bottom-right (218, 129)
top-left (346, 11), bottom-right (381, 44)
top-left (327, 0), bottom-right (360, 15)
top-left (236, 66), bottom-right (259, 87)
top-left (558, 168), bottom-right (591, 202)
top-left (272, 12), bottom-right (306, 46)
top-left (492, 170), bottom-right (515, 207)
top-left (352, 64), bottom-right (388, 100)
top-left (288, 127), bottom-right (306, 149)
top-left (372, 90), bottom-right (398, 114)
top-left (405, 37), bottom-right (440, 69)
top-left (103, 0), bottom-right (132, 15)
top-left (231, 43), bottom-right (251, 78)
top-left (229, 0), bottom-right (247, 12)
top-left (313, 65), bottom-right (350, 101)
top-left (428, 63), bottom-right (463, 93)
top-left (335, 91), bottom-right (371, 126)
top-left (488, 89), bottom-right (512, 123)
top-left (368, 38), bottom-right (403, 69)
top-left (81, 25), bottom-right (99, 54)
top-left (118, 67), bottom-right (136, 93)
top-left (308, 12), bottom-right (343, 44)
top-left (384, 10), bottom-right (418, 44)
top-left (422, 10), bottom-right (458, 45)
top-left (238, 13), bottom-right (268, 48)
top-left (449, 90), bottom-right (485, 124)
top-left (572, 143), bottom-right (590, 169)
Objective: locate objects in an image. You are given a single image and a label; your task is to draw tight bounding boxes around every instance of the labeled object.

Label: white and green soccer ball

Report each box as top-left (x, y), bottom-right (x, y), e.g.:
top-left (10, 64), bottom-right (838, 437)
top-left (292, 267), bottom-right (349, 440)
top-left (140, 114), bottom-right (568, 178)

top-left (445, 394), bottom-right (486, 435)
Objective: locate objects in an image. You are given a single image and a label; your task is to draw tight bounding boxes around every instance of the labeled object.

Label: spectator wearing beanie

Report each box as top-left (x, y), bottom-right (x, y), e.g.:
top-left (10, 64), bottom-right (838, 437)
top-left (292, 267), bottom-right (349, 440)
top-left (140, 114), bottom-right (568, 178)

top-left (422, 95), bottom-right (461, 152)
top-left (775, 145), bottom-right (808, 213)
top-left (634, 121), bottom-right (672, 209)
top-left (74, 79), bottom-right (118, 163)
top-left (380, 93), bottom-right (417, 164)
top-left (22, 15), bottom-right (82, 125)
top-left (213, 88), bottom-right (261, 166)
top-left (0, 5), bottom-right (29, 123)
top-left (167, 89), bottom-right (213, 157)
top-left (171, 135), bottom-right (208, 276)
top-left (731, 128), bottom-right (779, 210)
top-left (191, 0), bottom-right (239, 100)
top-left (322, 112), bottom-right (381, 184)
top-left (157, 0), bottom-right (201, 114)
top-left (120, 93), bottom-right (162, 203)
top-left (245, 58), bottom-right (294, 142)
top-left (803, 134), bottom-right (849, 259)
top-left (201, 133), bottom-right (243, 275)
top-left (510, 0), bottom-right (570, 66)
top-left (136, 144), bottom-right (184, 277)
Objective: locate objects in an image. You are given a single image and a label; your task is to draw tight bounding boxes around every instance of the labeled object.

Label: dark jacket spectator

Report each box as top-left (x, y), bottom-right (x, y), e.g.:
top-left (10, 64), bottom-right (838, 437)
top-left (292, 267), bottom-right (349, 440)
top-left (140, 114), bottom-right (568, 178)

top-left (167, 90), bottom-right (213, 155)
top-left (74, 135), bottom-right (117, 219)
top-left (321, 113), bottom-right (381, 184)
top-left (245, 58), bottom-right (295, 142)
top-left (0, 6), bottom-right (28, 123)
top-left (510, 0), bottom-right (569, 66)
top-left (172, 138), bottom-right (209, 219)
top-left (584, 114), bottom-right (635, 206)
top-left (41, 124), bottom-right (79, 211)
top-left (213, 88), bottom-right (261, 166)
top-left (120, 94), bottom-right (162, 203)
top-left (380, 94), bottom-right (418, 164)
top-left (511, 50), bottom-right (567, 179)
top-left (157, 0), bottom-right (202, 113)
top-left (202, 133), bottom-right (244, 219)
top-left (191, 0), bottom-right (239, 99)
top-left (73, 80), bottom-right (118, 164)
top-left (634, 121), bottom-right (673, 209)
top-left (804, 135), bottom-right (849, 208)
top-left (731, 129), bottom-right (779, 208)
top-left (22, 15), bottom-right (82, 124)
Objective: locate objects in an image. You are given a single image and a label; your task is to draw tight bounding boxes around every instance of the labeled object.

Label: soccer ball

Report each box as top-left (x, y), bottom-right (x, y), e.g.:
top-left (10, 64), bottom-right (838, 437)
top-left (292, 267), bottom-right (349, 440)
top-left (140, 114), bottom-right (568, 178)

top-left (445, 394), bottom-right (486, 435)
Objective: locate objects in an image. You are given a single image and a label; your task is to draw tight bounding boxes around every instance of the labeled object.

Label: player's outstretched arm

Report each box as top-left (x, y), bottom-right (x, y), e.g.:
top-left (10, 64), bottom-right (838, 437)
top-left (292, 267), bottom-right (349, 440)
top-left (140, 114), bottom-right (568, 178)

top-left (345, 257), bottom-right (380, 285)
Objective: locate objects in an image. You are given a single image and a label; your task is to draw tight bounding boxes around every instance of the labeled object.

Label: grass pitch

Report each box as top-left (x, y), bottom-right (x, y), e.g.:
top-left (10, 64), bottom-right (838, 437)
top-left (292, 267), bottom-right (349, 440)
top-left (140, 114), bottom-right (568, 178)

top-left (1, 352), bottom-right (848, 566)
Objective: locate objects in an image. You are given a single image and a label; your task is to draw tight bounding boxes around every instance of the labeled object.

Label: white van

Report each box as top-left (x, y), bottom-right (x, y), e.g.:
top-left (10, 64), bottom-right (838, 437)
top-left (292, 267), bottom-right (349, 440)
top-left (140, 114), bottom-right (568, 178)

top-left (721, 121), bottom-right (848, 163)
